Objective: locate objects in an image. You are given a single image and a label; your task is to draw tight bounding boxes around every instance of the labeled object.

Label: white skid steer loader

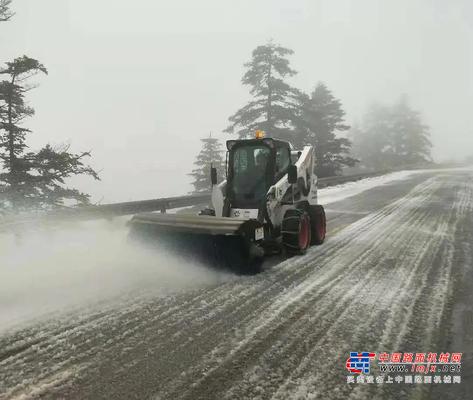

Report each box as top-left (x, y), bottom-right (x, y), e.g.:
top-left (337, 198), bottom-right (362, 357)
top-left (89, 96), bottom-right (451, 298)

top-left (129, 132), bottom-right (326, 273)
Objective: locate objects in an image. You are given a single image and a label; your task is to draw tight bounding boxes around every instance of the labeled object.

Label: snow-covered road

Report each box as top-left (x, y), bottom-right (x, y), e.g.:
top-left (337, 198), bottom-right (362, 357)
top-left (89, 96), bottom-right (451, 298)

top-left (0, 170), bottom-right (472, 400)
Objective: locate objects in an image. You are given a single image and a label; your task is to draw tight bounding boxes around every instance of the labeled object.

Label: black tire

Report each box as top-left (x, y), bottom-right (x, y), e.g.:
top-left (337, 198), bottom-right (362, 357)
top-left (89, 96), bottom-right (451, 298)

top-left (309, 205), bottom-right (326, 245)
top-left (243, 257), bottom-right (264, 275)
top-left (282, 209), bottom-right (311, 255)
top-left (214, 235), bottom-right (263, 275)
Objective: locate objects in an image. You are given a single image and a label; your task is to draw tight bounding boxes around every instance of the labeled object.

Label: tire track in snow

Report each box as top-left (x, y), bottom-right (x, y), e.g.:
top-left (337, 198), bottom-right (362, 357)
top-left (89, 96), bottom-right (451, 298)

top-left (9, 176), bottom-right (436, 399)
top-left (154, 177), bottom-right (449, 399)
top-left (42, 182), bottom-right (439, 398)
top-left (227, 174), bottom-right (470, 400)
top-left (1, 173), bottom-right (470, 400)
top-left (132, 179), bottom-right (441, 399)
top-left (236, 197), bottom-right (443, 400)
top-left (273, 185), bottom-right (461, 400)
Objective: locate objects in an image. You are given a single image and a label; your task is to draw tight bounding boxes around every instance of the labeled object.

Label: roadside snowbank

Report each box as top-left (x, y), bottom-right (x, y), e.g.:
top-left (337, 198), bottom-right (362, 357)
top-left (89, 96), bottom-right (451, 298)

top-left (318, 170), bottom-right (417, 205)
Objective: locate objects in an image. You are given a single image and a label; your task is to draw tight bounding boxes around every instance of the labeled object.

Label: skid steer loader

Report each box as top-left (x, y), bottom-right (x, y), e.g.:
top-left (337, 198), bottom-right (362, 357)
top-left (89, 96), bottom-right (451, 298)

top-left (129, 132), bottom-right (326, 273)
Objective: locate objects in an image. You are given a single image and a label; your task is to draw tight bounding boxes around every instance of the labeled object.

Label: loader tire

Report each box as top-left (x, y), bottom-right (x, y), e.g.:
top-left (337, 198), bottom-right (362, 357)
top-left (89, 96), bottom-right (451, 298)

top-left (309, 205), bottom-right (326, 245)
top-left (213, 236), bottom-right (263, 275)
top-left (282, 209), bottom-right (311, 255)
top-left (242, 257), bottom-right (263, 275)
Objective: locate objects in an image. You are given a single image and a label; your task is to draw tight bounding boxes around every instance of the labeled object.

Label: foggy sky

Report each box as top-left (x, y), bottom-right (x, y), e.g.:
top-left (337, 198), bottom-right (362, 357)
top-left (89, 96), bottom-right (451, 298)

top-left (1, 0), bottom-right (472, 202)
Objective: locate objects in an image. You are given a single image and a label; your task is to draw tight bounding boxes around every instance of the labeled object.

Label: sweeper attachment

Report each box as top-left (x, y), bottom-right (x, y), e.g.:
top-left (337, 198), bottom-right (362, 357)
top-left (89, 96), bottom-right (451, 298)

top-left (129, 133), bottom-right (326, 273)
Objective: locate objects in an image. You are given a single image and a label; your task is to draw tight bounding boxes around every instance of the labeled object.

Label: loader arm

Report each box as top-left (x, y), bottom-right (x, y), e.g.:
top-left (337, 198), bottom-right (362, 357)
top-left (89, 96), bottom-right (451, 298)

top-left (265, 145), bottom-right (318, 228)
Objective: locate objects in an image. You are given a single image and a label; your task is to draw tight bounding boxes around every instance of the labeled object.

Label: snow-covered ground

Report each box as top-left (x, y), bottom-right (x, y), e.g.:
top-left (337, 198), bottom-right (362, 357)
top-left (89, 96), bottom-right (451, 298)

top-left (0, 170), bottom-right (420, 333)
top-left (318, 170), bottom-right (417, 205)
top-left (318, 166), bottom-right (473, 205)
top-left (0, 219), bottom-right (231, 333)
top-left (0, 169), bottom-right (440, 333)
top-left (0, 170), bottom-right (471, 400)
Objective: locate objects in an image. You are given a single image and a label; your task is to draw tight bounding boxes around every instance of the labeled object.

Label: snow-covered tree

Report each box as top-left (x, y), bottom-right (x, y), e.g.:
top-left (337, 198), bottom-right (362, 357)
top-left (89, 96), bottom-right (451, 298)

top-left (351, 103), bottom-right (394, 170)
top-left (298, 83), bottom-right (357, 176)
top-left (0, 56), bottom-right (99, 210)
top-left (189, 135), bottom-right (225, 193)
top-left (390, 96), bottom-right (431, 165)
top-left (0, 0), bottom-right (13, 22)
top-left (225, 41), bottom-right (301, 142)
top-left (352, 96), bottom-right (432, 170)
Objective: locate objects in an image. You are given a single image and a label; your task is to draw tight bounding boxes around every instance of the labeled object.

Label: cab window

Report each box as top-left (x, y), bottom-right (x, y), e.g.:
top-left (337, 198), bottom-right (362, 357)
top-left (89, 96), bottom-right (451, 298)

top-left (275, 145), bottom-right (290, 180)
top-left (230, 145), bottom-right (271, 203)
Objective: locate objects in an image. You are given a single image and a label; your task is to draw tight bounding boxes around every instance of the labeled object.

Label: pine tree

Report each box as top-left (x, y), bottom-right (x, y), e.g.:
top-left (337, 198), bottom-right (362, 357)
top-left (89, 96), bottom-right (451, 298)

top-left (299, 83), bottom-right (357, 177)
top-left (0, 56), bottom-right (48, 209)
top-left (189, 135), bottom-right (225, 194)
top-left (352, 97), bottom-right (432, 170)
top-left (390, 96), bottom-right (431, 165)
top-left (0, 56), bottom-right (99, 210)
top-left (30, 144), bottom-right (99, 208)
top-left (351, 103), bottom-right (394, 170)
top-left (225, 41), bottom-right (301, 142)
top-left (0, 0), bottom-right (13, 22)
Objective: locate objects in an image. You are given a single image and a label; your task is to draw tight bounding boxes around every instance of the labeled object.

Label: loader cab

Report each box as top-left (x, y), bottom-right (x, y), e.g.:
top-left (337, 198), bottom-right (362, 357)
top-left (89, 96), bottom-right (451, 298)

top-left (226, 138), bottom-right (291, 210)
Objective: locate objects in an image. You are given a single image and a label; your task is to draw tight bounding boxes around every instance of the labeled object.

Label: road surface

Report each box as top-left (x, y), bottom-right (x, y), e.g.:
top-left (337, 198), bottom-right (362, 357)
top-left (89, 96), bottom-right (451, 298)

top-left (0, 169), bottom-right (472, 399)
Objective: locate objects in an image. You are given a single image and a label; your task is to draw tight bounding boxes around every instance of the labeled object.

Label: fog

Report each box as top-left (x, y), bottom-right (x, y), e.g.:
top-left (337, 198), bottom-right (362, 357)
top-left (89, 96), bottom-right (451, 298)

top-left (0, 0), bottom-right (472, 202)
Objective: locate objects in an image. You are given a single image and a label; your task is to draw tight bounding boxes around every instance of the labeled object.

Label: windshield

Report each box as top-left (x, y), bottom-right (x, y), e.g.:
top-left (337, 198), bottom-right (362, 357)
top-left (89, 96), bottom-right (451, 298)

top-left (230, 144), bottom-right (271, 205)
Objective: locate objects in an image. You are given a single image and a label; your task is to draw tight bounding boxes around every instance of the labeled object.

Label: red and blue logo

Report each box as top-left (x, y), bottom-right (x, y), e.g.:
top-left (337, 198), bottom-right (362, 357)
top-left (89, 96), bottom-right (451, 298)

top-left (346, 352), bottom-right (376, 374)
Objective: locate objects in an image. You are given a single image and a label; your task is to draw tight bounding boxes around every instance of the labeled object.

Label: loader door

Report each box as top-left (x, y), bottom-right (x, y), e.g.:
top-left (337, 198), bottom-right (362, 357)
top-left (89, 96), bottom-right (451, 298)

top-left (275, 143), bottom-right (291, 182)
top-left (227, 143), bottom-right (275, 209)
